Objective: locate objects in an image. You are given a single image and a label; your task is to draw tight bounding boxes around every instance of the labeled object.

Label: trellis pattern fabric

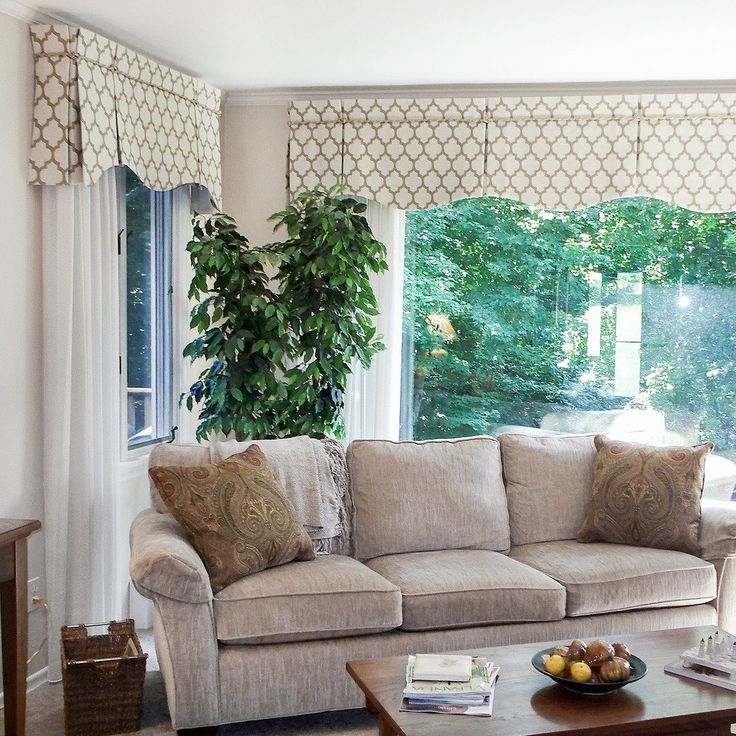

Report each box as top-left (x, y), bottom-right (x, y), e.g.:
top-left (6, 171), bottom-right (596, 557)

top-left (288, 100), bottom-right (344, 195)
top-left (342, 98), bottom-right (486, 210)
top-left (485, 95), bottom-right (639, 210)
top-left (29, 24), bottom-right (222, 203)
top-left (638, 93), bottom-right (736, 212)
top-left (288, 92), bottom-right (736, 213)
top-left (74, 29), bottom-right (118, 185)
top-left (29, 25), bottom-right (82, 185)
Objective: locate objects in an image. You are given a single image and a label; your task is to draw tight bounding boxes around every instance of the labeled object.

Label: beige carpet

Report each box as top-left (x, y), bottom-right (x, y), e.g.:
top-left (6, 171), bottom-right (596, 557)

top-left (8, 630), bottom-right (378, 736)
top-left (17, 675), bottom-right (377, 735)
top-left (16, 677), bottom-right (377, 735)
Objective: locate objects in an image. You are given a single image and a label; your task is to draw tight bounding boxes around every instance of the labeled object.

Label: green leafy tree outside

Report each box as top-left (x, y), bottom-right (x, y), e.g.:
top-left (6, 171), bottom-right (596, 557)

top-left (125, 168), bottom-right (153, 437)
top-left (405, 197), bottom-right (736, 457)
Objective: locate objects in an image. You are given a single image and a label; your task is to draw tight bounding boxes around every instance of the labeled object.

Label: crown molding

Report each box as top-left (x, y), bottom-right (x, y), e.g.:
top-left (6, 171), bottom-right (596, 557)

top-left (224, 78), bottom-right (736, 107)
top-left (0, 0), bottom-right (62, 24)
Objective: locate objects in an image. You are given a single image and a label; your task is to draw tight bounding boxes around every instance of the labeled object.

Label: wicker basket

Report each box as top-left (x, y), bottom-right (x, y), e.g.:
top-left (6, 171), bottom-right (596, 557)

top-left (61, 619), bottom-right (148, 736)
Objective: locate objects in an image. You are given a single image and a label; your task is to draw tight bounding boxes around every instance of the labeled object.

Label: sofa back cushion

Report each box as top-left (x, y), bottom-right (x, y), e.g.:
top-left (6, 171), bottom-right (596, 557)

top-left (149, 443), bottom-right (211, 513)
top-left (349, 437), bottom-right (509, 560)
top-left (499, 433), bottom-right (597, 546)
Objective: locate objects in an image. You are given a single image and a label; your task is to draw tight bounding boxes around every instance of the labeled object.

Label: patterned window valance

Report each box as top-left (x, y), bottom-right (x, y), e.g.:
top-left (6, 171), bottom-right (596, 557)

top-left (290, 97), bottom-right (487, 210)
top-left (29, 24), bottom-right (222, 204)
top-left (288, 91), bottom-right (736, 213)
top-left (485, 95), bottom-right (640, 210)
top-left (637, 93), bottom-right (736, 212)
top-left (289, 100), bottom-right (344, 194)
top-left (342, 98), bottom-right (486, 210)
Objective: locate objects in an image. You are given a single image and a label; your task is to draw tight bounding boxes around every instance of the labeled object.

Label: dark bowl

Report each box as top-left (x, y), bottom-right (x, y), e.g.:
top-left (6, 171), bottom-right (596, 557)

top-left (531, 649), bottom-right (647, 694)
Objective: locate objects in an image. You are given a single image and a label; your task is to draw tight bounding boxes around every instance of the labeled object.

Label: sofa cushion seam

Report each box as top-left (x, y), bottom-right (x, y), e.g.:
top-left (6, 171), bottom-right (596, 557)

top-left (217, 623), bottom-right (401, 642)
top-left (396, 585), bottom-right (566, 598)
top-left (567, 594), bottom-right (716, 616)
top-left (399, 612), bottom-right (566, 631)
top-left (520, 563), bottom-right (714, 587)
top-left (215, 587), bottom-right (400, 602)
top-left (350, 436), bottom-right (499, 448)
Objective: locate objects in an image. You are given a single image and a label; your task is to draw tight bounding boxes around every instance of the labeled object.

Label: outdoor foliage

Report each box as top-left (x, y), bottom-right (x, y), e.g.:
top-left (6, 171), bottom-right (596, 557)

top-left (125, 168), bottom-right (152, 392)
top-left (182, 189), bottom-right (387, 441)
top-left (405, 197), bottom-right (736, 456)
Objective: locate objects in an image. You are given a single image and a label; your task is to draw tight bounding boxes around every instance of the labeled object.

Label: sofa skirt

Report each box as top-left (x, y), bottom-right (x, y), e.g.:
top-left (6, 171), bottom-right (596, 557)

top-left (155, 602), bottom-right (716, 728)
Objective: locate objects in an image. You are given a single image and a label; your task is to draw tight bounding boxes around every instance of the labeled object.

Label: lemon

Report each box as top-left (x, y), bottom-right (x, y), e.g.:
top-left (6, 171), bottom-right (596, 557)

top-left (544, 654), bottom-right (566, 676)
top-left (569, 661), bottom-right (593, 683)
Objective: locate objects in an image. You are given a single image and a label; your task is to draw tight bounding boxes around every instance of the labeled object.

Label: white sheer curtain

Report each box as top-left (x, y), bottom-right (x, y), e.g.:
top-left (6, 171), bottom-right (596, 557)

top-left (344, 201), bottom-right (406, 441)
top-left (42, 169), bottom-right (123, 680)
top-left (172, 186), bottom-right (202, 445)
top-left (173, 185), bottom-right (217, 445)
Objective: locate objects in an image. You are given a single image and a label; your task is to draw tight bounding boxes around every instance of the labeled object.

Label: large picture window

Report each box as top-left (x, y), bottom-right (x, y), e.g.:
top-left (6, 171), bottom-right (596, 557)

top-left (401, 197), bottom-right (736, 501)
top-left (119, 167), bottom-right (174, 450)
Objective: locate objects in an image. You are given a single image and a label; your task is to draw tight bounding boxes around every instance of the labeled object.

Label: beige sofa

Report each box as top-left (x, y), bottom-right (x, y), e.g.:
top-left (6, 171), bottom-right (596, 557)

top-left (129, 434), bottom-right (736, 732)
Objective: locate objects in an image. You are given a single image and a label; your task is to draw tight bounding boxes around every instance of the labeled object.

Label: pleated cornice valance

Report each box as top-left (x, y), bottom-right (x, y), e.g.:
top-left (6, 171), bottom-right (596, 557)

top-left (29, 24), bottom-right (222, 204)
top-left (288, 91), bottom-right (736, 212)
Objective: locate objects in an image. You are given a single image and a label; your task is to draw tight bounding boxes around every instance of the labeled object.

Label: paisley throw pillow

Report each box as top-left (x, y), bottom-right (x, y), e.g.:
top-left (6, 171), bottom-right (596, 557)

top-left (577, 435), bottom-right (713, 555)
top-left (149, 445), bottom-right (315, 592)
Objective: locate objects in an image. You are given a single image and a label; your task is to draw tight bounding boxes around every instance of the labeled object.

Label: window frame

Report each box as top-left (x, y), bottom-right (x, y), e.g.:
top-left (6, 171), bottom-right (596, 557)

top-left (117, 168), bottom-right (174, 457)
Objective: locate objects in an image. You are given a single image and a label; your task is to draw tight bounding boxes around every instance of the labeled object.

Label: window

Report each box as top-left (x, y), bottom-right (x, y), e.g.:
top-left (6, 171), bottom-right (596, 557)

top-left (401, 197), bottom-right (736, 501)
top-left (119, 168), bottom-right (174, 450)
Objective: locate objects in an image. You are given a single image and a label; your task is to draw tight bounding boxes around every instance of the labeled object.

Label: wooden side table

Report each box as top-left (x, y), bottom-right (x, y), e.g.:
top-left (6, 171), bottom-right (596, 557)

top-left (0, 518), bottom-right (41, 736)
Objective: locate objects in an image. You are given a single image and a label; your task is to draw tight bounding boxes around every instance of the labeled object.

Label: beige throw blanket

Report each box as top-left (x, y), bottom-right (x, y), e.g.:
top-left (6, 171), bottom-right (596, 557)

top-left (211, 437), bottom-right (341, 543)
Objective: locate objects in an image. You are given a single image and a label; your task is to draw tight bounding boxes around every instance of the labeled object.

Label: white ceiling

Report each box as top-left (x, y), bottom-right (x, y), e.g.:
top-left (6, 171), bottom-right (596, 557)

top-left (12, 0), bottom-right (736, 92)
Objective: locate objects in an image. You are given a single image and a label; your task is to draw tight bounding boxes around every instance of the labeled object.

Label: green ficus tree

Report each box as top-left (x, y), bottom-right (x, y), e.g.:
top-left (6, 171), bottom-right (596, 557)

top-left (182, 188), bottom-right (388, 440)
top-left (268, 189), bottom-right (388, 436)
top-left (182, 213), bottom-right (290, 440)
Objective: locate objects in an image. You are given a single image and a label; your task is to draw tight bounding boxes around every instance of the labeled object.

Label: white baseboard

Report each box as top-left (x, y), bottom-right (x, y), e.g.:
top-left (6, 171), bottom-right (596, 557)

top-left (0, 666), bottom-right (48, 709)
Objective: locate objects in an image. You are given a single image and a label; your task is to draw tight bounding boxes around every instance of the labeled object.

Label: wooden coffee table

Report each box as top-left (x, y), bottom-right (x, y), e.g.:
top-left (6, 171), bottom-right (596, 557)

top-left (347, 626), bottom-right (736, 736)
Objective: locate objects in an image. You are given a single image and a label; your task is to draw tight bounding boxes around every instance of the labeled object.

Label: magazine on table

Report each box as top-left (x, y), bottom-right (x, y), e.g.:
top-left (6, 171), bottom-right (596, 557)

top-left (664, 630), bottom-right (736, 692)
top-left (412, 653), bottom-right (473, 682)
top-left (400, 655), bottom-right (499, 717)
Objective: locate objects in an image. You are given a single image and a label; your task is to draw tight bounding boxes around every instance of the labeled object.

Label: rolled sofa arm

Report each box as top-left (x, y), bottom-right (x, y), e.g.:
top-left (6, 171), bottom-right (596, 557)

top-left (130, 508), bottom-right (212, 603)
top-left (700, 499), bottom-right (736, 633)
top-left (130, 509), bottom-right (221, 729)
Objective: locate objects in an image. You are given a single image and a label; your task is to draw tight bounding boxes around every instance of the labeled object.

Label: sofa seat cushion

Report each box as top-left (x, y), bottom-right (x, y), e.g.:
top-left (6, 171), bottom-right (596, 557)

top-left (365, 549), bottom-right (566, 631)
top-left (213, 555), bottom-right (402, 645)
top-left (510, 540), bottom-right (716, 617)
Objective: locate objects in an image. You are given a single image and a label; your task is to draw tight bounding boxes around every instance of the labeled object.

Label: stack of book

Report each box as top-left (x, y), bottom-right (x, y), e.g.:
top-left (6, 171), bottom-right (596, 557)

top-left (664, 630), bottom-right (736, 691)
top-left (400, 653), bottom-right (499, 717)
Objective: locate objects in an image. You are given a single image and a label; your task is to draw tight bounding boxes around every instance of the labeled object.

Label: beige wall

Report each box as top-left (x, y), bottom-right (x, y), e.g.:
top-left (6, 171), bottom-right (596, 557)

top-left (0, 11), bottom-right (46, 677)
top-left (221, 102), bottom-right (289, 246)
